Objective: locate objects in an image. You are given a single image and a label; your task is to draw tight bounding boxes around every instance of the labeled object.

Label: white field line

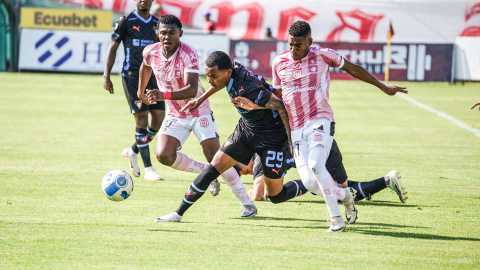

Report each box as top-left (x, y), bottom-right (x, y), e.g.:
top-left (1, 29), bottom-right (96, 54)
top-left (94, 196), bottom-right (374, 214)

top-left (397, 94), bottom-right (480, 138)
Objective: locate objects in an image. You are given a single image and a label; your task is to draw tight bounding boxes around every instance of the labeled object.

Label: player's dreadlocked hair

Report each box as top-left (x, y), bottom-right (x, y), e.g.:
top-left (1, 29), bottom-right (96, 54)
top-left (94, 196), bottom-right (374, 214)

top-left (289, 21), bottom-right (311, 38)
top-left (158, 14), bottom-right (182, 30)
top-left (205, 51), bottom-right (233, 71)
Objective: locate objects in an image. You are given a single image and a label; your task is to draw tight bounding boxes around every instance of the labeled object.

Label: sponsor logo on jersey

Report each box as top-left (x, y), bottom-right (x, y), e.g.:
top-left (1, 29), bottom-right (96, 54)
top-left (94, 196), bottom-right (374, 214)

top-left (132, 25), bottom-right (140, 32)
top-left (199, 118), bottom-right (209, 127)
top-left (272, 168), bottom-right (281, 175)
top-left (293, 63), bottom-right (302, 69)
top-left (133, 39), bottom-right (140, 46)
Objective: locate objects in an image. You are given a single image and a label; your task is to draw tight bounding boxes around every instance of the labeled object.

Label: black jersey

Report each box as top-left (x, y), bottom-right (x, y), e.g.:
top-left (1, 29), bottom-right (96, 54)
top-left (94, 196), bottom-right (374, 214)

top-left (226, 62), bottom-right (286, 135)
top-left (111, 11), bottom-right (159, 77)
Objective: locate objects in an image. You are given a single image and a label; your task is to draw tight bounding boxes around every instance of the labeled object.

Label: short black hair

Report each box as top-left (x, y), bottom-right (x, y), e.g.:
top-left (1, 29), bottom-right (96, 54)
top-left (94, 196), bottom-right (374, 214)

top-left (289, 21), bottom-right (311, 38)
top-left (158, 14), bottom-right (182, 30)
top-left (205, 51), bottom-right (233, 71)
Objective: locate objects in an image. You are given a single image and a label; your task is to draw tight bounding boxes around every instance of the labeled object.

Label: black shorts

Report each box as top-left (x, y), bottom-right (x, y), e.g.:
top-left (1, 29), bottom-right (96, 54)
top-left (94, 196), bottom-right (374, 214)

top-left (252, 139), bottom-right (348, 185)
top-left (122, 75), bottom-right (165, 114)
top-left (220, 124), bottom-right (287, 179)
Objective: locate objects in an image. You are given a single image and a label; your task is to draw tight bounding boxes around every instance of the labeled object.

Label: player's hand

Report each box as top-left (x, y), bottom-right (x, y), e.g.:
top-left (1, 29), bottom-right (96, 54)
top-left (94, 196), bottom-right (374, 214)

top-left (180, 98), bottom-right (203, 112)
top-left (137, 89), bottom-right (152, 105)
top-left (471, 101), bottom-right (480, 110)
top-left (103, 77), bottom-right (114, 94)
top-left (382, 85), bottom-right (408, 96)
top-left (231, 97), bottom-right (256, 110)
top-left (236, 162), bottom-right (253, 176)
top-left (146, 89), bottom-right (163, 104)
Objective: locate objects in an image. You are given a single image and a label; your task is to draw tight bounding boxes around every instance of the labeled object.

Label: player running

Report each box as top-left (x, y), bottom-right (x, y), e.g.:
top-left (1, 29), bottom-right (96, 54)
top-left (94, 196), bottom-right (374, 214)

top-left (139, 15), bottom-right (254, 213)
top-left (270, 21), bottom-right (408, 232)
top-left (152, 51), bottom-right (357, 229)
top-left (103, 0), bottom-right (165, 181)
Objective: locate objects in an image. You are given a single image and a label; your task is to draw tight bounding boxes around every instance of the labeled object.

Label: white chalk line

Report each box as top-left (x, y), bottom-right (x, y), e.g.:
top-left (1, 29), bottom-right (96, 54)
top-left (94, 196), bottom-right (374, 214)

top-left (397, 94), bottom-right (480, 138)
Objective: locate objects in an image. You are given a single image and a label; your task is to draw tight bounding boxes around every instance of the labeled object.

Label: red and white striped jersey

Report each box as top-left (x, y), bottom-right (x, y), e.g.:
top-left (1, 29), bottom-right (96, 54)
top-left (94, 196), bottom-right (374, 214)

top-left (143, 41), bottom-right (211, 118)
top-left (272, 47), bottom-right (344, 131)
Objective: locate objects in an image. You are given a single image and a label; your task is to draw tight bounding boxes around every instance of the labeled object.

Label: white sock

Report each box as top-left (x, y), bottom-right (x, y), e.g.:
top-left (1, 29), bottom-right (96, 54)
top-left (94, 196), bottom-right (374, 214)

top-left (228, 181), bottom-right (254, 206)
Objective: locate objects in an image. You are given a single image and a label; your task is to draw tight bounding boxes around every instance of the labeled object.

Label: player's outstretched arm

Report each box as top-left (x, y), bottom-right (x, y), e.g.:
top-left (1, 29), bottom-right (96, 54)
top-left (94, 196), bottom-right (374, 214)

top-left (138, 63), bottom-right (154, 104)
top-left (180, 85), bottom-right (223, 113)
top-left (471, 101), bottom-right (480, 110)
top-left (147, 72), bottom-right (199, 103)
top-left (340, 59), bottom-right (408, 96)
top-left (103, 40), bottom-right (120, 94)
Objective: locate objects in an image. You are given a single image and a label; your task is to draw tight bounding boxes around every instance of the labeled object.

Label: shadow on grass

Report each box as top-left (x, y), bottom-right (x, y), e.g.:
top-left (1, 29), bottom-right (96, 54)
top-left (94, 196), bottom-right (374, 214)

top-left (351, 228), bottom-right (480, 242)
top-left (147, 229), bottom-right (193, 233)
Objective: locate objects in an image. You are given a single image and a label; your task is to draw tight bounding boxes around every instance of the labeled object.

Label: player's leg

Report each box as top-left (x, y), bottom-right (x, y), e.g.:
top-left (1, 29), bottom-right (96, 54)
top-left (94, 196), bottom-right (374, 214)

top-left (156, 117), bottom-right (209, 174)
top-left (345, 171), bottom-right (407, 203)
top-left (155, 150), bottom-right (240, 222)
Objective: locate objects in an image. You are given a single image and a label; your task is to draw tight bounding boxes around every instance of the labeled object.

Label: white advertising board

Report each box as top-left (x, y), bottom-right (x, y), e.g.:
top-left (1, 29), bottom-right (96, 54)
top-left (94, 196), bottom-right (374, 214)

top-left (454, 37), bottom-right (480, 81)
top-left (19, 28), bottom-right (124, 73)
top-left (181, 32), bottom-right (230, 75)
top-left (64, 0), bottom-right (479, 43)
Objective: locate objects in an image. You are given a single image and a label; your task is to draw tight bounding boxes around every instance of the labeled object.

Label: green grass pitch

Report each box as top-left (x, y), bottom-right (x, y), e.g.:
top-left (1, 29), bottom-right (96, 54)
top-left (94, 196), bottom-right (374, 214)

top-left (0, 72), bottom-right (479, 269)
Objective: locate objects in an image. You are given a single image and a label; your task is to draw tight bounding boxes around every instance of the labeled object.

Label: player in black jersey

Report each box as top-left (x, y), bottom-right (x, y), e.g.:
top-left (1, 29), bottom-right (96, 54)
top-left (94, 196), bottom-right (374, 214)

top-left (151, 51), bottom-right (306, 222)
top-left (103, 0), bottom-right (165, 181)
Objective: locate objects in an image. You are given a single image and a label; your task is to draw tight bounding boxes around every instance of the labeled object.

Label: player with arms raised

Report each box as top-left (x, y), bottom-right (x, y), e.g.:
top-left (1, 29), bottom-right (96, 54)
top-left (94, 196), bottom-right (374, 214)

top-left (271, 21), bottom-right (408, 232)
top-left (139, 15), bottom-right (255, 213)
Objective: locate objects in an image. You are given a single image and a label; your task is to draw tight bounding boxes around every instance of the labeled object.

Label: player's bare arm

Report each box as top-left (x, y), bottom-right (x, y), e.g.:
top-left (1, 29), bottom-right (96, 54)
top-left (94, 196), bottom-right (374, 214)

top-left (340, 59), bottom-right (408, 96)
top-left (137, 62), bottom-right (154, 104)
top-left (471, 101), bottom-right (480, 110)
top-left (146, 71), bottom-right (199, 103)
top-left (103, 40), bottom-right (120, 94)
top-left (233, 95), bottom-right (293, 155)
top-left (180, 85), bottom-right (222, 112)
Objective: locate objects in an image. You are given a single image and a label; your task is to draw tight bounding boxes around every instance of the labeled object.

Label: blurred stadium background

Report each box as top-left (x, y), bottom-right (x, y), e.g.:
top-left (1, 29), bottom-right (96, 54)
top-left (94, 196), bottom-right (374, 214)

top-left (0, 0), bottom-right (479, 82)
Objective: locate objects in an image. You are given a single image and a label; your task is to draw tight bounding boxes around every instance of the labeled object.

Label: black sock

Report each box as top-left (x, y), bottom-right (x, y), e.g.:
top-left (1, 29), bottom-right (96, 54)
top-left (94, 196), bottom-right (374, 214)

top-left (135, 128), bottom-right (152, 168)
top-left (147, 126), bottom-right (158, 142)
top-left (131, 143), bottom-right (139, 154)
top-left (347, 180), bottom-right (358, 187)
top-left (350, 177), bottom-right (386, 201)
top-left (176, 165), bottom-right (220, 216)
top-left (267, 180), bottom-right (308, 204)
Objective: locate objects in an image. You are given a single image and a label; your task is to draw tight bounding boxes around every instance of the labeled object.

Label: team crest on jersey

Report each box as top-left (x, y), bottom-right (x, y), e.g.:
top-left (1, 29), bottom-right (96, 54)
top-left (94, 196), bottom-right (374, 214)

top-left (135, 100), bottom-right (142, 109)
top-left (164, 73), bottom-right (170, 81)
top-left (175, 71), bottom-right (181, 78)
top-left (313, 133), bottom-right (323, 142)
top-left (311, 67), bottom-right (317, 72)
top-left (199, 118), bottom-right (209, 127)
top-left (293, 70), bottom-right (302, 79)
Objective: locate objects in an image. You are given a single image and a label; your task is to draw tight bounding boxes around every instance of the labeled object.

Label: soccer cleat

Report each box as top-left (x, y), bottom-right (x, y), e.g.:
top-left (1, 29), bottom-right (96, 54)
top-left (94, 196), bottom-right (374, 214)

top-left (154, 212), bottom-right (182, 222)
top-left (208, 179), bottom-right (221, 196)
top-left (144, 167), bottom-right (163, 181)
top-left (240, 204), bottom-right (257, 217)
top-left (342, 187), bottom-right (358, 224)
top-left (327, 216), bottom-right (346, 232)
top-left (122, 147), bottom-right (140, 177)
top-left (385, 170), bottom-right (407, 203)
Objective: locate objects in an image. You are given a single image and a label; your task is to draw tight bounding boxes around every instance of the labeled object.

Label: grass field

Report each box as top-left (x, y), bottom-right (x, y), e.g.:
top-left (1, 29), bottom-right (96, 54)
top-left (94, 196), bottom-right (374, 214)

top-left (1, 72), bottom-right (479, 269)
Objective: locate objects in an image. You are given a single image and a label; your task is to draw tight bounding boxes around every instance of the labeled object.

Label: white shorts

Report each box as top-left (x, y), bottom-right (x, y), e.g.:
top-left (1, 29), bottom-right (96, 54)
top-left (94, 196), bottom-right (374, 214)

top-left (158, 114), bottom-right (219, 150)
top-left (291, 117), bottom-right (334, 168)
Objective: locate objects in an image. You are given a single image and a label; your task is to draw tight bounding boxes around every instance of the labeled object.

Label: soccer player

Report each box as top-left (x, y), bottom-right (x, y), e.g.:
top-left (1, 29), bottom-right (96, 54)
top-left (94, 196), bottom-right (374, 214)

top-left (103, 0), bottom-right (164, 181)
top-left (271, 20), bottom-right (408, 232)
top-left (139, 15), bottom-right (254, 210)
top-left (152, 51), bottom-right (357, 231)
top-left (242, 141), bottom-right (407, 203)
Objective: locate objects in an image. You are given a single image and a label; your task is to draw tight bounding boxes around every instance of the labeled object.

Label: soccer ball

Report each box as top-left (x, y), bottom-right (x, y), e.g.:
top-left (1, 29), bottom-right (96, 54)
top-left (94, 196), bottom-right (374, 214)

top-left (101, 170), bottom-right (134, 201)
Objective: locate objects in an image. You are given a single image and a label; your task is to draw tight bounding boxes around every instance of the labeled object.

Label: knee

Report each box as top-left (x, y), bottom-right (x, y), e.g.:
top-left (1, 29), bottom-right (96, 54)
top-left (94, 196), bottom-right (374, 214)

top-left (302, 178), bottom-right (318, 191)
top-left (157, 152), bottom-right (175, 166)
top-left (308, 159), bottom-right (325, 175)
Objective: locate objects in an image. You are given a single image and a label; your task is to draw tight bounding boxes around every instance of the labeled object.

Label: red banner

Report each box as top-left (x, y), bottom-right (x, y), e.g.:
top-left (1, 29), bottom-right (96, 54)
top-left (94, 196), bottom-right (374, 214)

top-left (229, 40), bottom-right (453, 82)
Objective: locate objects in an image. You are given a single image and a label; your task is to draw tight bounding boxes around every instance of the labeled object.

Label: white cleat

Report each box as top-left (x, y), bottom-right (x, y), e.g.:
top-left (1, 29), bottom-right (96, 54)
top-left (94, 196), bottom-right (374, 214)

top-left (122, 147), bottom-right (140, 177)
top-left (208, 179), bottom-right (221, 196)
top-left (240, 204), bottom-right (257, 217)
top-left (342, 187), bottom-right (358, 224)
top-left (144, 166), bottom-right (163, 181)
top-left (154, 212), bottom-right (182, 222)
top-left (327, 216), bottom-right (346, 233)
top-left (385, 170), bottom-right (407, 203)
